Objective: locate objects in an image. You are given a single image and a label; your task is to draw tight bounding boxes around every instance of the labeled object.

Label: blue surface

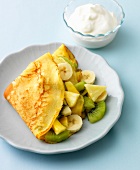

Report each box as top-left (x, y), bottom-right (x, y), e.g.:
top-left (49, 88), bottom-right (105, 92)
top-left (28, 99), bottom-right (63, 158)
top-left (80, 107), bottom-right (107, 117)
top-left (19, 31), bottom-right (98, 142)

top-left (0, 0), bottom-right (139, 169)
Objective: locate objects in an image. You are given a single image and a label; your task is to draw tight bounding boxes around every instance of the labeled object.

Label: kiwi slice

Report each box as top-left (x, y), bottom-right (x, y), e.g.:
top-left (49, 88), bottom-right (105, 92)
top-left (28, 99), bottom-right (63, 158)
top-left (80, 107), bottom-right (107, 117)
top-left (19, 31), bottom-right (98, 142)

top-left (84, 96), bottom-right (95, 111)
top-left (45, 130), bottom-right (71, 144)
top-left (87, 101), bottom-right (106, 123)
top-left (75, 81), bottom-right (85, 92)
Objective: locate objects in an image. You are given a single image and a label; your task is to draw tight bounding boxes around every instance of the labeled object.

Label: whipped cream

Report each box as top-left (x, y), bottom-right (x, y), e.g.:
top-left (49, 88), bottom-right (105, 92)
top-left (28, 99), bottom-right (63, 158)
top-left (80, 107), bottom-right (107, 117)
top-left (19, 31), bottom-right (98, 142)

top-left (68, 4), bottom-right (118, 35)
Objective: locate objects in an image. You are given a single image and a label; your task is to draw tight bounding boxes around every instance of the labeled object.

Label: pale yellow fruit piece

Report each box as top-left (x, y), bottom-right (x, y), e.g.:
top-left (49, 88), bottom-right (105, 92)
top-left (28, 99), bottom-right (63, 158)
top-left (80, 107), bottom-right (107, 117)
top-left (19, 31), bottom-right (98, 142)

top-left (52, 119), bottom-right (66, 135)
top-left (96, 90), bottom-right (107, 102)
top-left (59, 117), bottom-right (69, 128)
top-left (67, 115), bottom-right (83, 133)
top-left (71, 95), bottom-right (84, 117)
top-left (61, 105), bottom-right (72, 116)
top-left (65, 81), bottom-right (79, 94)
top-left (84, 84), bottom-right (106, 102)
top-left (81, 70), bottom-right (95, 84)
top-left (64, 91), bottom-right (80, 107)
top-left (58, 62), bottom-right (73, 81)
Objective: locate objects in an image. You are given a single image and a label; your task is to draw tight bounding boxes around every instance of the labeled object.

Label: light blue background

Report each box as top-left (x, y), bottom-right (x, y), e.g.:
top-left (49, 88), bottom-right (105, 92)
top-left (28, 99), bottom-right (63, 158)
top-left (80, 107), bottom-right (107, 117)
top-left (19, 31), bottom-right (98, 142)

top-left (0, 0), bottom-right (139, 170)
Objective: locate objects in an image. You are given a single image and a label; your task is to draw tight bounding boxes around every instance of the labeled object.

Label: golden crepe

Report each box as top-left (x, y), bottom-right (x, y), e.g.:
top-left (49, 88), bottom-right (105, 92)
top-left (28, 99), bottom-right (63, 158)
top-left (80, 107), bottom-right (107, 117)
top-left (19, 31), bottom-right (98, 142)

top-left (4, 52), bottom-right (65, 139)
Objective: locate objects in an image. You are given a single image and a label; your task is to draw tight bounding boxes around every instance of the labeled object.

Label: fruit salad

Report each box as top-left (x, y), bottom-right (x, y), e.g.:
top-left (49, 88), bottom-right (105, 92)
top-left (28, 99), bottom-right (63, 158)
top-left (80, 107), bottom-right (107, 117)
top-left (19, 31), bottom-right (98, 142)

top-left (44, 44), bottom-right (107, 144)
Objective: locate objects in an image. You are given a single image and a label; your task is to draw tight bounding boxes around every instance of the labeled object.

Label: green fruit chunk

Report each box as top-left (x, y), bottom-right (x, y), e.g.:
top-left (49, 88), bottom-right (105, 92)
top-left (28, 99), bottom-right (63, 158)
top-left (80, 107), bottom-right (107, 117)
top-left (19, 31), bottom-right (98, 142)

top-left (74, 81), bottom-right (85, 92)
top-left (84, 96), bottom-right (95, 111)
top-left (45, 130), bottom-right (70, 144)
top-left (88, 101), bottom-right (106, 123)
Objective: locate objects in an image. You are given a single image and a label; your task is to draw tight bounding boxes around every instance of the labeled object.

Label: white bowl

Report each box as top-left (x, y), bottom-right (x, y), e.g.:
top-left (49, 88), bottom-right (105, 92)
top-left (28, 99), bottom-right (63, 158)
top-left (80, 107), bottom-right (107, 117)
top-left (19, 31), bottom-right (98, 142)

top-left (63, 0), bottom-right (125, 49)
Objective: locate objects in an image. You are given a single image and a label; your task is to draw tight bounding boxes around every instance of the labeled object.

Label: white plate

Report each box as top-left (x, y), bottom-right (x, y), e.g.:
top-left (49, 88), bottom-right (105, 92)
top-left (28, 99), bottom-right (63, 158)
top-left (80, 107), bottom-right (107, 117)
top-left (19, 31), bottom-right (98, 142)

top-left (0, 42), bottom-right (124, 154)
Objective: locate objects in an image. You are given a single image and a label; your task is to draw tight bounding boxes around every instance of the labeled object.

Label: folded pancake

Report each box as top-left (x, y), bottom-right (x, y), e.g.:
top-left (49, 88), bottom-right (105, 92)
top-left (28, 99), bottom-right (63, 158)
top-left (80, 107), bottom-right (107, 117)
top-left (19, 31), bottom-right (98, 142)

top-left (4, 53), bottom-right (65, 139)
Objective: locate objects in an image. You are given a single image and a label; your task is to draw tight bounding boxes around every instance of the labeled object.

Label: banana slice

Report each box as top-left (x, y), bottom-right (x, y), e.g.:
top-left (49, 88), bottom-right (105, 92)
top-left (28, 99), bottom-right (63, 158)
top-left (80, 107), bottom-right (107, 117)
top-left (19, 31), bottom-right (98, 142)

top-left (67, 115), bottom-right (83, 133)
top-left (81, 70), bottom-right (95, 84)
top-left (58, 63), bottom-right (73, 81)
